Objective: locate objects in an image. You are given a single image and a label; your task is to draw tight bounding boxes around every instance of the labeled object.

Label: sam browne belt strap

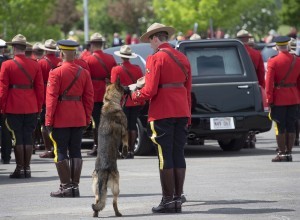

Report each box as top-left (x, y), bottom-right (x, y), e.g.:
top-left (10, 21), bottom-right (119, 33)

top-left (9, 84), bottom-right (33, 89)
top-left (158, 83), bottom-right (184, 88)
top-left (58, 66), bottom-right (82, 101)
top-left (275, 55), bottom-right (297, 88)
top-left (10, 59), bottom-right (34, 89)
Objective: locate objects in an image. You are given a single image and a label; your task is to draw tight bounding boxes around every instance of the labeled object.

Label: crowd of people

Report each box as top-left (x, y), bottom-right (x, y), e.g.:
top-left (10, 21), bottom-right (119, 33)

top-left (0, 22), bottom-right (299, 213)
top-left (0, 22), bottom-right (191, 213)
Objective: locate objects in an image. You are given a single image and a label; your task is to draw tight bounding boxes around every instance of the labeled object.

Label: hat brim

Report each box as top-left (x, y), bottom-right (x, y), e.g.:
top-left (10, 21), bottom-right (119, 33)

top-left (88, 39), bottom-right (106, 43)
top-left (39, 45), bottom-right (58, 52)
top-left (236, 34), bottom-right (251, 38)
top-left (6, 41), bottom-right (27, 46)
top-left (114, 51), bottom-right (137, 59)
top-left (140, 26), bottom-right (176, 43)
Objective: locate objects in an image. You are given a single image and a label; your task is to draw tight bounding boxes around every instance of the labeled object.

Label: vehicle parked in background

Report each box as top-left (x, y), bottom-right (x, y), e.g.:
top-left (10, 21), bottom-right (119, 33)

top-left (104, 39), bottom-right (272, 155)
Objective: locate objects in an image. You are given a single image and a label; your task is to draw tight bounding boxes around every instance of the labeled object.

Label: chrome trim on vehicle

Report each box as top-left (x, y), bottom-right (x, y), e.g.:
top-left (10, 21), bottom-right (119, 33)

top-left (192, 81), bottom-right (258, 87)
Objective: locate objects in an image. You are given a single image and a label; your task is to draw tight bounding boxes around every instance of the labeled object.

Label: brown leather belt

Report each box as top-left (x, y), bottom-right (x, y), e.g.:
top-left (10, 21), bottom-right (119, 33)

top-left (9, 84), bottom-right (33, 89)
top-left (275, 83), bottom-right (296, 88)
top-left (58, 95), bottom-right (82, 101)
top-left (158, 83), bottom-right (184, 88)
top-left (91, 77), bottom-right (106, 81)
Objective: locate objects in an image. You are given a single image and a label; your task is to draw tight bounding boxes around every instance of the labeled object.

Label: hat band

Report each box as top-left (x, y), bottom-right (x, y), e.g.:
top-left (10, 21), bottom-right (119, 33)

top-left (276, 42), bottom-right (288, 46)
top-left (46, 46), bottom-right (56, 49)
top-left (59, 45), bottom-right (77, 50)
top-left (120, 52), bottom-right (132, 56)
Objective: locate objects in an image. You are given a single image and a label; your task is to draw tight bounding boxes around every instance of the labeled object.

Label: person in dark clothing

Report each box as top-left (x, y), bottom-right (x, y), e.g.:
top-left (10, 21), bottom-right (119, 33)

top-left (0, 39), bottom-right (12, 164)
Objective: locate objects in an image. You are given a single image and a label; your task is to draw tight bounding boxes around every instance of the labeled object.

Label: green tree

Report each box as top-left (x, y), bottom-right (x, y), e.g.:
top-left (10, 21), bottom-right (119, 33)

top-left (107, 0), bottom-right (154, 36)
top-left (153, 0), bottom-right (200, 35)
top-left (280, 0), bottom-right (300, 29)
top-left (48, 0), bottom-right (82, 38)
top-left (152, 0), bottom-right (279, 39)
top-left (0, 0), bottom-right (61, 42)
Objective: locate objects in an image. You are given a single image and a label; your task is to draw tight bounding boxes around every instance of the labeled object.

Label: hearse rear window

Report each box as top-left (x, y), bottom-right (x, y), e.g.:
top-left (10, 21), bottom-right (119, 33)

top-left (186, 47), bottom-right (243, 77)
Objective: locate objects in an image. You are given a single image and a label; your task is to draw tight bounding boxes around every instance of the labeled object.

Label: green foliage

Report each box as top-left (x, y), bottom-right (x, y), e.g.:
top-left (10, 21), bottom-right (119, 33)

top-left (48, 0), bottom-right (81, 38)
top-left (0, 0), bottom-right (298, 45)
top-left (152, 0), bottom-right (280, 39)
top-left (280, 0), bottom-right (300, 29)
top-left (0, 0), bottom-right (62, 42)
top-left (153, 0), bottom-right (200, 35)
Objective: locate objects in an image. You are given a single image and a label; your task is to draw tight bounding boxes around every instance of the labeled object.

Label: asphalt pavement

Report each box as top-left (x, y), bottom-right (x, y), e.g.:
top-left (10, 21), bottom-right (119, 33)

top-left (0, 126), bottom-right (299, 220)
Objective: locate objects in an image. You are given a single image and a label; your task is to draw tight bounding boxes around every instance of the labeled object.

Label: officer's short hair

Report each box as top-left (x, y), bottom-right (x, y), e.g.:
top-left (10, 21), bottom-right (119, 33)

top-left (91, 41), bottom-right (103, 48)
top-left (14, 44), bottom-right (26, 51)
top-left (149, 31), bottom-right (168, 42)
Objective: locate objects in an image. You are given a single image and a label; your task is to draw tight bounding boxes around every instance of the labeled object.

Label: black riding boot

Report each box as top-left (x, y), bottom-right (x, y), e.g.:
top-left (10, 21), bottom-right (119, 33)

top-left (152, 169), bottom-right (176, 213)
top-left (9, 145), bottom-right (25, 178)
top-left (24, 145), bottom-right (33, 178)
top-left (87, 128), bottom-right (98, 156)
top-left (50, 159), bottom-right (73, 197)
top-left (173, 168), bottom-right (186, 212)
top-left (70, 158), bottom-right (83, 197)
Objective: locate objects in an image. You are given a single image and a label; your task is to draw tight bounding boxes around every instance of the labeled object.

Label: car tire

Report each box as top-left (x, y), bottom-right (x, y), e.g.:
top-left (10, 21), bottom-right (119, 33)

top-left (218, 134), bottom-right (247, 151)
top-left (134, 118), bottom-right (153, 156)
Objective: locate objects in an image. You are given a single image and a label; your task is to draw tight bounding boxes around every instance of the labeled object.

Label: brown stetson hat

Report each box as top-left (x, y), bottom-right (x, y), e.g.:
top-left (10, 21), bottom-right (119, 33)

top-left (40, 39), bottom-right (58, 52)
top-left (6, 34), bottom-right (27, 46)
top-left (88, 32), bottom-right (105, 43)
top-left (114, 45), bottom-right (137, 59)
top-left (32, 42), bottom-right (44, 51)
top-left (25, 42), bottom-right (33, 52)
top-left (236, 29), bottom-right (251, 38)
top-left (140, 23), bottom-right (175, 43)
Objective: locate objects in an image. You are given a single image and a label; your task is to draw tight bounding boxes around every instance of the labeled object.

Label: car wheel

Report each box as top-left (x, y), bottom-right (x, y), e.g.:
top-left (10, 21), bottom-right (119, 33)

top-left (134, 118), bottom-right (153, 156)
top-left (218, 134), bottom-right (247, 151)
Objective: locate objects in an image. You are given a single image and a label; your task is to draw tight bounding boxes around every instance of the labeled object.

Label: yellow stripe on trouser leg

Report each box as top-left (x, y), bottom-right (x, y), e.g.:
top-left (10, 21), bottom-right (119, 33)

top-left (5, 118), bottom-right (16, 146)
top-left (150, 121), bottom-right (164, 170)
top-left (92, 118), bottom-right (96, 129)
top-left (269, 111), bottom-right (278, 135)
top-left (49, 132), bottom-right (58, 162)
top-left (274, 122), bottom-right (279, 136)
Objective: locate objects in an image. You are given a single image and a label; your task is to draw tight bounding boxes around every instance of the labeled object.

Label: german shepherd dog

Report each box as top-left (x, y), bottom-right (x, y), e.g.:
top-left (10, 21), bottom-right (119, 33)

top-left (92, 78), bottom-right (128, 217)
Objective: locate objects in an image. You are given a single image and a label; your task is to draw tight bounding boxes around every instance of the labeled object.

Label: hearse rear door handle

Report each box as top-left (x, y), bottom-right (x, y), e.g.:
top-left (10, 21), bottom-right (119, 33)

top-left (237, 85), bottom-right (250, 89)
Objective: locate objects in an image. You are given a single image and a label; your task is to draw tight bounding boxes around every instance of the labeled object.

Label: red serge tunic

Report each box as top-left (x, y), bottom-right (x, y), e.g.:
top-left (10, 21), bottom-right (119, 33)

top-left (245, 45), bottom-right (265, 88)
top-left (0, 54), bottom-right (44, 114)
top-left (74, 59), bottom-right (90, 72)
top-left (131, 43), bottom-right (192, 123)
top-left (45, 62), bottom-right (94, 128)
top-left (265, 51), bottom-right (300, 106)
top-left (111, 61), bottom-right (144, 107)
top-left (38, 54), bottom-right (62, 105)
top-left (84, 50), bottom-right (117, 102)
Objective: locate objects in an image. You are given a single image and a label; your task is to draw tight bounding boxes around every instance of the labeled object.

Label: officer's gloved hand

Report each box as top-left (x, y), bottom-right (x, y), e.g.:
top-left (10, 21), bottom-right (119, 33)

top-left (46, 126), bottom-right (53, 134)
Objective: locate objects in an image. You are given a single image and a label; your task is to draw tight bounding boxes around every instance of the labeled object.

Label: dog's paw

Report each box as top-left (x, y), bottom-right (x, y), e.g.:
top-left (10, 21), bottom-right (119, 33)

top-left (93, 210), bottom-right (99, 218)
top-left (92, 204), bottom-right (99, 217)
top-left (115, 211), bottom-right (122, 217)
top-left (122, 145), bottom-right (128, 156)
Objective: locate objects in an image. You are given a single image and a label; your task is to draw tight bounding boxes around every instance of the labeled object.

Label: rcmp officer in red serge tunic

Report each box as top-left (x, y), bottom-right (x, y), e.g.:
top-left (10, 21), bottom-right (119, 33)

top-left (83, 33), bottom-right (117, 156)
top-left (0, 34), bottom-right (44, 178)
top-left (46, 40), bottom-right (94, 197)
top-left (38, 39), bottom-right (62, 159)
top-left (131, 23), bottom-right (192, 213)
top-left (265, 36), bottom-right (300, 162)
top-left (236, 30), bottom-right (265, 88)
top-left (111, 45), bottom-right (144, 159)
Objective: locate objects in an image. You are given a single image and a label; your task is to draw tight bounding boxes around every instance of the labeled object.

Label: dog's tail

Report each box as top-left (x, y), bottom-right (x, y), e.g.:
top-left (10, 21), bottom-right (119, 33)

top-left (92, 170), bottom-right (109, 212)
